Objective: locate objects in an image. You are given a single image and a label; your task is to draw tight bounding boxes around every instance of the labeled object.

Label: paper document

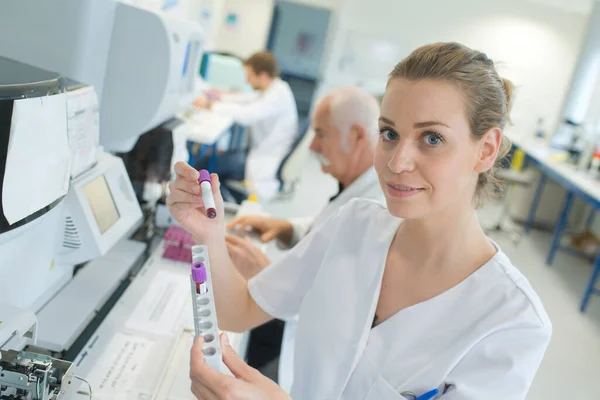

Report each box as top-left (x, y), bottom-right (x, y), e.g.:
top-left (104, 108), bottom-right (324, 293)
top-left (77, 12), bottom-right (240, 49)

top-left (67, 86), bottom-right (100, 178)
top-left (2, 93), bottom-right (70, 224)
top-left (185, 108), bottom-right (233, 144)
top-left (82, 333), bottom-right (153, 399)
top-left (126, 270), bottom-right (191, 336)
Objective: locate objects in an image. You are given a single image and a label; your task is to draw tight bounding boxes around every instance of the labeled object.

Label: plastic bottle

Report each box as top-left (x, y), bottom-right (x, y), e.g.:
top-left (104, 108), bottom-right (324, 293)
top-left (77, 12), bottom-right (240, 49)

top-left (578, 139), bottom-right (595, 171)
top-left (589, 151), bottom-right (600, 179)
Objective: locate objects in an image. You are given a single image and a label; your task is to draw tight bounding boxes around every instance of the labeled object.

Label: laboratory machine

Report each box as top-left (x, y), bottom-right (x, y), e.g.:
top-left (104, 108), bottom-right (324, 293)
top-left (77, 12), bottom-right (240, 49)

top-left (0, 0), bottom-right (203, 153)
top-left (0, 0), bottom-right (204, 397)
top-left (1, 303), bottom-right (76, 399)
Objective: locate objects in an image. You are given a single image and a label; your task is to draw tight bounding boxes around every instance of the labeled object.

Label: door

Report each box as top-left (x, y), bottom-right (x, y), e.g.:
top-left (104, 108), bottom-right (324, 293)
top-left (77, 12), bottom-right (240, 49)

top-left (267, 1), bottom-right (331, 119)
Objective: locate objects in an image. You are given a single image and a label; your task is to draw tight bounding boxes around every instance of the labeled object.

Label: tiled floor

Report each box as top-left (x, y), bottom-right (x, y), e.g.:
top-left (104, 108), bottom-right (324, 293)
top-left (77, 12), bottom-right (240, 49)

top-left (264, 157), bottom-right (600, 399)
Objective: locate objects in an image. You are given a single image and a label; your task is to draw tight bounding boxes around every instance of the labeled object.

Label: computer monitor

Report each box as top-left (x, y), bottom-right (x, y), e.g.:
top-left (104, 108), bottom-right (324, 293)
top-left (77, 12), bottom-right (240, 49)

top-left (82, 176), bottom-right (120, 235)
top-left (57, 153), bottom-right (143, 266)
top-left (201, 53), bottom-right (248, 91)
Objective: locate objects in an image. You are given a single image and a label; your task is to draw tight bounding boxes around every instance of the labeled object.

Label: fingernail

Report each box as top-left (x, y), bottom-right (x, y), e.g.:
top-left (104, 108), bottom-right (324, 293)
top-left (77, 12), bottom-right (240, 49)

top-left (222, 333), bottom-right (230, 347)
top-left (190, 171), bottom-right (199, 180)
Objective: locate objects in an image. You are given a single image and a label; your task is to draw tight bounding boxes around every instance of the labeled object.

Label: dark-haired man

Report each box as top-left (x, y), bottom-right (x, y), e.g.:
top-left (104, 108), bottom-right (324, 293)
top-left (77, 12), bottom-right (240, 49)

top-left (194, 51), bottom-right (298, 201)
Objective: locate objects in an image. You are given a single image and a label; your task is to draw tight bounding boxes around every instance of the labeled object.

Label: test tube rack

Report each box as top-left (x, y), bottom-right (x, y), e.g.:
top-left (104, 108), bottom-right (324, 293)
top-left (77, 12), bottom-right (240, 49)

top-left (190, 245), bottom-right (222, 371)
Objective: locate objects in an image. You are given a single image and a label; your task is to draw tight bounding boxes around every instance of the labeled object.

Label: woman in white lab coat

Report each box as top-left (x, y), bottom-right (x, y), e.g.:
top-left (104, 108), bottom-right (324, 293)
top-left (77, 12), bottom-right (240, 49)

top-left (167, 42), bottom-right (551, 400)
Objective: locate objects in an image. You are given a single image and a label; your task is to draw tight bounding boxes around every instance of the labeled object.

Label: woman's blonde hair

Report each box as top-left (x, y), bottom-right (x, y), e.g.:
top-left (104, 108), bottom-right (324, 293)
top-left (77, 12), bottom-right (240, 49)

top-left (389, 42), bottom-right (513, 208)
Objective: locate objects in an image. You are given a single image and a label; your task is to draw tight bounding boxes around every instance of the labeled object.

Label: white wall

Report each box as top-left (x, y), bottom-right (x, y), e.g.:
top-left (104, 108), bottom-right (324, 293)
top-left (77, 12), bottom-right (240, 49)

top-left (319, 0), bottom-right (587, 139)
top-left (180, 0), bottom-right (342, 58)
top-left (179, 0), bottom-right (273, 57)
top-left (213, 0), bottom-right (274, 58)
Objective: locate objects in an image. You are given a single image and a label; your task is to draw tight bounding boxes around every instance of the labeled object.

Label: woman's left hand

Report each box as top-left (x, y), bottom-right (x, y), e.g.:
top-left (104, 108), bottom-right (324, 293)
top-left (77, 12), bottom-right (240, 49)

top-left (190, 333), bottom-right (291, 400)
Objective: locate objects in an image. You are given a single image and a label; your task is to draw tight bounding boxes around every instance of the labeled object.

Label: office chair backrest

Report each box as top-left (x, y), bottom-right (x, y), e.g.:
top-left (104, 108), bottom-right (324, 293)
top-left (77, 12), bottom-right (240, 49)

top-left (277, 117), bottom-right (312, 192)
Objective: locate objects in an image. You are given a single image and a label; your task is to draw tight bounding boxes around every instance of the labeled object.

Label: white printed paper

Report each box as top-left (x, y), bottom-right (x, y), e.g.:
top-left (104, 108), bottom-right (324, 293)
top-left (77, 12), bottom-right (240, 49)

top-left (83, 333), bottom-right (153, 399)
top-left (126, 270), bottom-right (191, 336)
top-left (2, 93), bottom-right (70, 224)
top-left (186, 109), bottom-right (233, 144)
top-left (67, 86), bottom-right (99, 178)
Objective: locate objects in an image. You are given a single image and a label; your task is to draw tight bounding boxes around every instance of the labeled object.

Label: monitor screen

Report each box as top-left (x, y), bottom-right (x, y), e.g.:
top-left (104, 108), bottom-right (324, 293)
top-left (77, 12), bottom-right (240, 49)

top-left (83, 176), bottom-right (120, 235)
top-left (205, 54), bottom-right (247, 91)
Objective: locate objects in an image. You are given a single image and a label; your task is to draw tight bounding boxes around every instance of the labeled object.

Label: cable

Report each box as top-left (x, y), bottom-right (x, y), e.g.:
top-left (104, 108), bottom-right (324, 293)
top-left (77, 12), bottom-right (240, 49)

top-left (73, 375), bottom-right (93, 400)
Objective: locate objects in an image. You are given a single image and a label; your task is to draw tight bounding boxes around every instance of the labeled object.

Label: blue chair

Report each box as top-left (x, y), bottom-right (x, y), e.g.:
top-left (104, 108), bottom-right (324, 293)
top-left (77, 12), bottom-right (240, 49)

top-left (223, 118), bottom-right (312, 202)
top-left (275, 117), bottom-right (312, 196)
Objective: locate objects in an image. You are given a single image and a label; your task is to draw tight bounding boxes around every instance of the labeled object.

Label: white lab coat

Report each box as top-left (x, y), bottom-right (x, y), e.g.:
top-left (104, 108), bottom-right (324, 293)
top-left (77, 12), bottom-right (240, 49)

top-left (212, 78), bottom-right (298, 201)
top-left (275, 167), bottom-right (384, 392)
top-left (249, 199), bottom-right (552, 400)
top-left (282, 167), bottom-right (384, 249)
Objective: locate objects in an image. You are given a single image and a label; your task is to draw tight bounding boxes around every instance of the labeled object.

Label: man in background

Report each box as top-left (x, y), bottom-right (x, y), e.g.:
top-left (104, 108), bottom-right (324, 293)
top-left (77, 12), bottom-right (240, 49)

top-left (194, 51), bottom-right (298, 202)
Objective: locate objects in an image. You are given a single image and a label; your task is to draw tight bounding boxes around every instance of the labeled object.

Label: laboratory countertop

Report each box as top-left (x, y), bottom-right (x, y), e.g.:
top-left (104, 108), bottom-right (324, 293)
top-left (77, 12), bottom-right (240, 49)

top-left (506, 131), bottom-right (600, 204)
top-left (181, 108), bottom-right (233, 145)
top-left (66, 239), bottom-right (247, 400)
top-left (66, 201), bottom-right (264, 399)
top-left (182, 85), bottom-right (258, 145)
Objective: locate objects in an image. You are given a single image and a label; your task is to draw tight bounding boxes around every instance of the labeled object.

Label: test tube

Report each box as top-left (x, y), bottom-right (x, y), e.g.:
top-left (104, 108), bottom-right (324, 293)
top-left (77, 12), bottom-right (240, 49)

top-left (198, 170), bottom-right (217, 219)
top-left (192, 262), bottom-right (208, 294)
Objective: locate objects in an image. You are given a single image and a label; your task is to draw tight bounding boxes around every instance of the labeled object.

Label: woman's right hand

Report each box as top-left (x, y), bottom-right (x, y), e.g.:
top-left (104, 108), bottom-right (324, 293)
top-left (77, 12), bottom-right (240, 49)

top-left (167, 162), bottom-right (225, 243)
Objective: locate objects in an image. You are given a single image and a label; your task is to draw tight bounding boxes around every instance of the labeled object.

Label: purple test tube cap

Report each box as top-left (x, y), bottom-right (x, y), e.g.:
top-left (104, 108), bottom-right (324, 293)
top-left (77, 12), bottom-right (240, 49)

top-left (192, 262), bottom-right (207, 283)
top-left (199, 170), bottom-right (211, 184)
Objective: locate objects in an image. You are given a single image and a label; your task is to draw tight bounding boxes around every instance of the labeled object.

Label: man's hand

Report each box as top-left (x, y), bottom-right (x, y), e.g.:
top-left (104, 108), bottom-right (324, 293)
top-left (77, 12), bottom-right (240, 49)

top-left (190, 334), bottom-right (290, 400)
top-left (225, 235), bottom-right (270, 280)
top-left (193, 96), bottom-right (213, 110)
top-left (227, 216), bottom-right (294, 245)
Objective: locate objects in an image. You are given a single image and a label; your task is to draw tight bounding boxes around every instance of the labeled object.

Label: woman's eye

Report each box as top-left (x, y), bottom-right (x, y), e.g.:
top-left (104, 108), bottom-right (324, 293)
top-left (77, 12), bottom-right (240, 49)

top-left (424, 132), bottom-right (443, 146)
top-left (379, 128), bottom-right (399, 141)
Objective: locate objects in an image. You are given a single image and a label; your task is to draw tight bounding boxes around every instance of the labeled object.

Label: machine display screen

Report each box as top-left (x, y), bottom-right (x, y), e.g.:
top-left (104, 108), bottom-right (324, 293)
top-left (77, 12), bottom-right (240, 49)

top-left (83, 176), bottom-right (120, 235)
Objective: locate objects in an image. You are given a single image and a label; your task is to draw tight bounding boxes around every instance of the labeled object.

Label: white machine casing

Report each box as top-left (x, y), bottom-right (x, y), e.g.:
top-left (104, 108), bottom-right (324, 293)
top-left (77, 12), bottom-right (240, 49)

top-left (0, 0), bottom-right (116, 100)
top-left (101, 3), bottom-right (203, 152)
top-left (0, 59), bottom-right (74, 312)
top-left (0, 204), bottom-right (73, 312)
top-left (0, 304), bottom-right (36, 352)
top-left (0, 0), bottom-right (204, 153)
top-left (58, 152), bottom-right (142, 266)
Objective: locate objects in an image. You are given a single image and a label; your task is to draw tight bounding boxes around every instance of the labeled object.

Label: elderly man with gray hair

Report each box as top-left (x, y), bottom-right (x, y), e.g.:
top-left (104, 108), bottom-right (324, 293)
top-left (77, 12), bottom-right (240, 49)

top-left (225, 86), bottom-right (384, 387)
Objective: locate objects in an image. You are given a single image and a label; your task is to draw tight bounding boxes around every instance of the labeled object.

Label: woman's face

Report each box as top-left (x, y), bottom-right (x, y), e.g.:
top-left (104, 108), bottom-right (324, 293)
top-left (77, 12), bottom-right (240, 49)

top-left (375, 78), bottom-right (499, 219)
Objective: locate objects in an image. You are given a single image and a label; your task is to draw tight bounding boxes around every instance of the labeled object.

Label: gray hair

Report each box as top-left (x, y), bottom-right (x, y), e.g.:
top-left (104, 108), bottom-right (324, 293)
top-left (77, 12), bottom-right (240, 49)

top-left (326, 86), bottom-right (380, 151)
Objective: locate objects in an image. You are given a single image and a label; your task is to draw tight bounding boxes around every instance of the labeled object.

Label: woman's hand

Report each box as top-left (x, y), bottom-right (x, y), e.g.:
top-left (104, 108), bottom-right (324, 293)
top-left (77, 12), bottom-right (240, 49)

top-left (190, 333), bottom-right (290, 400)
top-left (167, 162), bottom-right (225, 243)
top-left (225, 235), bottom-right (270, 280)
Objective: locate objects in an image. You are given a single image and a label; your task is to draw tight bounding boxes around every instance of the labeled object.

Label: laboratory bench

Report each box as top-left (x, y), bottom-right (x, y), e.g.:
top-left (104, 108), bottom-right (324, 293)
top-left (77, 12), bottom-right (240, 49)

top-left (61, 202), bottom-right (257, 399)
top-left (507, 133), bottom-right (600, 312)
